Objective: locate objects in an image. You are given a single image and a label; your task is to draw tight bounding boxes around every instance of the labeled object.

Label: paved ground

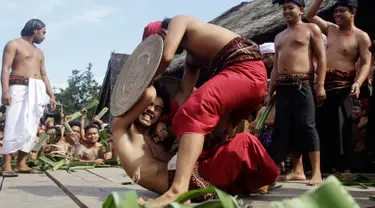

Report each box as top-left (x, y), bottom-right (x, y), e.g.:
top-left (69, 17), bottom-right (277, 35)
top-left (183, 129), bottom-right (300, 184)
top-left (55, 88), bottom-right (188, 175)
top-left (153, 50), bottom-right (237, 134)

top-left (0, 168), bottom-right (374, 208)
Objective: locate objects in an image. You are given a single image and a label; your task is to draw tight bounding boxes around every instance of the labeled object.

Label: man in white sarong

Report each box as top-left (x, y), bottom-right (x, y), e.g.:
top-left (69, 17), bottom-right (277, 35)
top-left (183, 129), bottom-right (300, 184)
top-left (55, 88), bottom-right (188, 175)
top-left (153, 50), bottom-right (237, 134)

top-left (1, 19), bottom-right (56, 177)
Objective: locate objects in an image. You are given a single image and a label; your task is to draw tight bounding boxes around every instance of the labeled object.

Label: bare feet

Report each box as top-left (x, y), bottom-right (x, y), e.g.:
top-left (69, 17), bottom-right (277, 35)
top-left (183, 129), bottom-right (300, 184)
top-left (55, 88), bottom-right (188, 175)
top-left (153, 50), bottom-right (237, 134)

top-left (284, 169), bottom-right (306, 181)
top-left (16, 164), bottom-right (33, 172)
top-left (308, 172), bottom-right (322, 186)
top-left (138, 189), bottom-right (189, 207)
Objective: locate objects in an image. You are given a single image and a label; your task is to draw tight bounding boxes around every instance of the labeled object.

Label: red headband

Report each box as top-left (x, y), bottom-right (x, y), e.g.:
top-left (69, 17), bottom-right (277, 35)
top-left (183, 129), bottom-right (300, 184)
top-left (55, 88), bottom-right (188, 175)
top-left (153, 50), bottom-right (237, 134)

top-left (142, 21), bottom-right (162, 41)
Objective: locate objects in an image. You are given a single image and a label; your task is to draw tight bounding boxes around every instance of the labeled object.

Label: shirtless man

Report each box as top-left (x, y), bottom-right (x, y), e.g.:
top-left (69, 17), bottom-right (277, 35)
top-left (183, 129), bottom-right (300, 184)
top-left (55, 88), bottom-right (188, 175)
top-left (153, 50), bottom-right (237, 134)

top-left (306, 0), bottom-right (372, 172)
top-left (113, 80), bottom-right (279, 205)
top-left (266, 0), bottom-right (327, 186)
top-left (74, 124), bottom-right (105, 165)
top-left (141, 14), bottom-right (267, 204)
top-left (1, 19), bottom-right (56, 177)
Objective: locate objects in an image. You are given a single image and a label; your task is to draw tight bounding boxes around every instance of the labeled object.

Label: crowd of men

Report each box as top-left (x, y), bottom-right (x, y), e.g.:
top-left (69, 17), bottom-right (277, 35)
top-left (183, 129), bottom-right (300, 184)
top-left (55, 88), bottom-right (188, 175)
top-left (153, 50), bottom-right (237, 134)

top-left (1, 0), bottom-right (375, 206)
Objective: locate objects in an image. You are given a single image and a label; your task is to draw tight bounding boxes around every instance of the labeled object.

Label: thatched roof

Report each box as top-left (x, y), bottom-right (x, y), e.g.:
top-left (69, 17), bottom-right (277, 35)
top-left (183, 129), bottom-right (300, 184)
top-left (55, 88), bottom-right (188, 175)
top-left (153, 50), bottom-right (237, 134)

top-left (95, 52), bottom-right (129, 122)
top-left (164, 0), bottom-right (375, 81)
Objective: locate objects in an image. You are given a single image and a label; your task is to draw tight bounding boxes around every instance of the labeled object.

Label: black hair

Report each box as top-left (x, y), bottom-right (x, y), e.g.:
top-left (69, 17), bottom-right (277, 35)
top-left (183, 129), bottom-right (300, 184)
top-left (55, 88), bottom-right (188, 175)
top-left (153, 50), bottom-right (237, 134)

top-left (0, 123), bottom-right (4, 132)
top-left (68, 121), bottom-right (81, 129)
top-left (21, 19), bottom-right (45, 37)
top-left (161, 17), bottom-right (185, 55)
top-left (152, 80), bottom-right (171, 115)
top-left (92, 121), bottom-right (102, 128)
top-left (84, 123), bottom-right (100, 133)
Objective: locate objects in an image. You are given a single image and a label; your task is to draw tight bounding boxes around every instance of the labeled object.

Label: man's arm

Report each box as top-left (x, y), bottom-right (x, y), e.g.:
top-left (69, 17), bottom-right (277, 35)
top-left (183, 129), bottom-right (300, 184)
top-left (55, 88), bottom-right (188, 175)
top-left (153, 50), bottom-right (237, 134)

top-left (310, 24), bottom-right (327, 87)
top-left (174, 53), bottom-right (200, 106)
top-left (1, 41), bottom-right (17, 95)
top-left (40, 52), bottom-right (54, 99)
top-left (156, 15), bottom-right (190, 75)
top-left (355, 32), bottom-right (372, 86)
top-left (111, 86), bottom-right (157, 139)
top-left (305, 0), bottom-right (335, 34)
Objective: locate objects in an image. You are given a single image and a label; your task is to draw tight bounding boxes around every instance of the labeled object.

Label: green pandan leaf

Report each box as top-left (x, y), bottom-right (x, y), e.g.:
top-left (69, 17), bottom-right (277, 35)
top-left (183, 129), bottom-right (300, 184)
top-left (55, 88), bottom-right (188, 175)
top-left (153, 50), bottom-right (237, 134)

top-left (102, 191), bottom-right (142, 208)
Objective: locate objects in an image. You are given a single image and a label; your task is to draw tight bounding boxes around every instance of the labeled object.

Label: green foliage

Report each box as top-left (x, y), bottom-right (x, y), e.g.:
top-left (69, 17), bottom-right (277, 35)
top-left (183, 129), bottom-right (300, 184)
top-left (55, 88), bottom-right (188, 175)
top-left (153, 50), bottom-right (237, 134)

top-left (54, 63), bottom-right (101, 116)
top-left (102, 186), bottom-right (240, 208)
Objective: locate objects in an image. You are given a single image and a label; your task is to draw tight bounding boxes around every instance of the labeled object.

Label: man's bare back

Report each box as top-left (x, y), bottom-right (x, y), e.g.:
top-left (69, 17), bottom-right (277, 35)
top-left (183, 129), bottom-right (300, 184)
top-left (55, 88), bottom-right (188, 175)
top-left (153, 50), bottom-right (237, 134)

top-left (275, 23), bottom-right (319, 74)
top-left (146, 15), bottom-right (240, 73)
top-left (6, 38), bottom-right (44, 78)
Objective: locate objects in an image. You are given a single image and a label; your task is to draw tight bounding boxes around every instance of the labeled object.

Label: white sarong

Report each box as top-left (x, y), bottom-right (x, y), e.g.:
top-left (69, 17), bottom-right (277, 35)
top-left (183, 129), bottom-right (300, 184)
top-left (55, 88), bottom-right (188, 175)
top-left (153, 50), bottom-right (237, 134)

top-left (2, 78), bottom-right (47, 154)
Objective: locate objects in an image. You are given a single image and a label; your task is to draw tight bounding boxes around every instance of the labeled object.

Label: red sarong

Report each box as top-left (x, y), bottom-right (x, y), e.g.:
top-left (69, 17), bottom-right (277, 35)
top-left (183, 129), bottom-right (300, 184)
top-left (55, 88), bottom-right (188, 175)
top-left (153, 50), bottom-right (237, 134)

top-left (172, 37), bottom-right (267, 138)
top-left (197, 132), bottom-right (280, 193)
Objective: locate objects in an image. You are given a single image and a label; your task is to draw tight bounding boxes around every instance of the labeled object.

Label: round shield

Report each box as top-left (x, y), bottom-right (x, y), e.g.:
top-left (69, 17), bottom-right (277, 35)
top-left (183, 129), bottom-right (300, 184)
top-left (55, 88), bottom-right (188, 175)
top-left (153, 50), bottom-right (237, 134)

top-left (110, 35), bottom-right (164, 117)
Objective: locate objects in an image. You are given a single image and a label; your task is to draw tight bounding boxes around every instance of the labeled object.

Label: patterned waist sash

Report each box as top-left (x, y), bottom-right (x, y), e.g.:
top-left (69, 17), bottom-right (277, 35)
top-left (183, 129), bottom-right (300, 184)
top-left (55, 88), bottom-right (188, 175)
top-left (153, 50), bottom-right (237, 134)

top-left (9, 74), bottom-right (29, 85)
top-left (325, 68), bottom-right (356, 91)
top-left (276, 72), bottom-right (315, 87)
top-left (210, 37), bottom-right (262, 77)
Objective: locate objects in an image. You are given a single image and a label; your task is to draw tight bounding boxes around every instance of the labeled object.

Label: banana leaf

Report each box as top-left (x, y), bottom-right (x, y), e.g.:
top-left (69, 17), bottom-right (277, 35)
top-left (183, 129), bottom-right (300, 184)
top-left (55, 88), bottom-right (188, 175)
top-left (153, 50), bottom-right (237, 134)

top-left (338, 173), bottom-right (375, 188)
top-left (102, 186), bottom-right (239, 208)
top-left (49, 132), bottom-right (57, 145)
top-left (255, 95), bottom-right (275, 133)
top-left (99, 129), bottom-right (110, 153)
top-left (85, 99), bottom-right (100, 110)
top-left (95, 165), bottom-right (111, 168)
top-left (67, 112), bottom-right (82, 122)
top-left (97, 107), bottom-right (109, 120)
top-left (64, 122), bottom-right (73, 133)
top-left (66, 99), bottom-right (100, 122)
top-left (32, 133), bottom-right (49, 153)
top-left (52, 159), bottom-right (66, 171)
top-left (104, 158), bottom-right (120, 165)
top-left (369, 195), bottom-right (375, 201)
top-left (38, 155), bottom-right (57, 167)
top-left (271, 176), bottom-right (360, 208)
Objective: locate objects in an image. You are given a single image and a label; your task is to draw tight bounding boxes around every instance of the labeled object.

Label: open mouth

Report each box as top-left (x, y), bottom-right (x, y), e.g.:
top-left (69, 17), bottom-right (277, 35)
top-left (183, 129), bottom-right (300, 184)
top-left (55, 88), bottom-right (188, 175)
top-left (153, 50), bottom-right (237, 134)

top-left (141, 112), bottom-right (154, 121)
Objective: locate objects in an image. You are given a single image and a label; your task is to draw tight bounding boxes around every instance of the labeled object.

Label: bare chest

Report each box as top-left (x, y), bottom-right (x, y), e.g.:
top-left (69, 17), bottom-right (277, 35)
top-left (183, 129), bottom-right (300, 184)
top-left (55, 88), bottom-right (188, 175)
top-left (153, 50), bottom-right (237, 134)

top-left (326, 33), bottom-right (358, 58)
top-left (277, 31), bottom-right (310, 51)
top-left (15, 44), bottom-right (42, 63)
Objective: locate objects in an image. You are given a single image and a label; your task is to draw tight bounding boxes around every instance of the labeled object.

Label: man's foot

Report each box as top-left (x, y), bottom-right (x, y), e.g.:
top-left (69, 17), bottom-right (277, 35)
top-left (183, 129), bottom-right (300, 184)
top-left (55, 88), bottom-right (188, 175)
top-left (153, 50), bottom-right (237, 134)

top-left (309, 172), bottom-right (323, 186)
top-left (138, 189), bottom-right (189, 206)
top-left (15, 165), bottom-right (43, 174)
top-left (283, 170), bottom-right (306, 181)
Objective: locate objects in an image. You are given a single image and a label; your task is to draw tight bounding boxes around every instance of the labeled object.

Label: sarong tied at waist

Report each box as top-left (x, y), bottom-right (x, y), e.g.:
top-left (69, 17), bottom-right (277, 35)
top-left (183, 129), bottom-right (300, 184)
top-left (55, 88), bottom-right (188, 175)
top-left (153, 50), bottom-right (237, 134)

top-left (9, 74), bottom-right (29, 85)
top-left (325, 68), bottom-right (356, 91)
top-left (276, 72), bottom-right (314, 87)
top-left (210, 37), bottom-right (262, 77)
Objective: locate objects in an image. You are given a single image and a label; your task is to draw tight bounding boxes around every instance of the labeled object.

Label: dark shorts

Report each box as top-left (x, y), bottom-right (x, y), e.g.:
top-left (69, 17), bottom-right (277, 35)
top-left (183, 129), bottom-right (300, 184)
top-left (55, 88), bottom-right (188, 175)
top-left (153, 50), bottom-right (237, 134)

top-left (270, 83), bottom-right (320, 163)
